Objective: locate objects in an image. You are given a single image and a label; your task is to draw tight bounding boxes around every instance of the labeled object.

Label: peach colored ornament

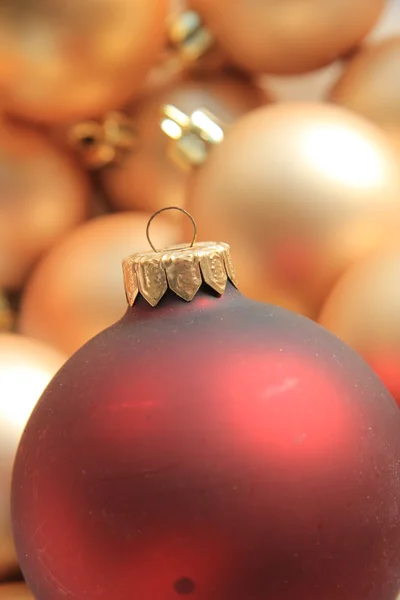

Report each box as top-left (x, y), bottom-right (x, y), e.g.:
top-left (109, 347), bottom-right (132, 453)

top-left (319, 249), bottom-right (400, 404)
top-left (0, 0), bottom-right (168, 124)
top-left (188, 0), bottom-right (384, 74)
top-left (186, 102), bottom-right (400, 317)
top-left (331, 37), bottom-right (400, 152)
top-left (20, 212), bottom-right (180, 356)
top-left (0, 119), bottom-right (90, 290)
top-left (0, 334), bottom-right (66, 581)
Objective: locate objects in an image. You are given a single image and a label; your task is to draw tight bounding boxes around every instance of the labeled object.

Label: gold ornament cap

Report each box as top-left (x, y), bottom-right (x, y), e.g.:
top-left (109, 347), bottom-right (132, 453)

top-left (168, 10), bottom-right (215, 64)
top-left (122, 207), bottom-right (238, 307)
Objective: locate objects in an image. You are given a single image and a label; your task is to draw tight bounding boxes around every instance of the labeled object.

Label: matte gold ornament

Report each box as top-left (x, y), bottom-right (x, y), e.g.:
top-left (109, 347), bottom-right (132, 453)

top-left (319, 249), bottom-right (400, 404)
top-left (183, 102), bottom-right (400, 317)
top-left (0, 584), bottom-right (34, 599)
top-left (20, 212), bottom-right (180, 356)
top-left (0, 119), bottom-right (90, 290)
top-left (0, 334), bottom-right (66, 581)
top-left (188, 0), bottom-right (385, 74)
top-left (101, 73), bottom-right (268, 214)
top-left (331, 37), bottom-right (400, 151)
top-left (0, 0), bottom-right (168, 124)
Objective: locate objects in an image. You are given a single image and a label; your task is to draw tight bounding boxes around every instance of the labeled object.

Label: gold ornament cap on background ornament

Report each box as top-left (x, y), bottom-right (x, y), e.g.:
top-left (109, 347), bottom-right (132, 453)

top-left (122, 207), bottom-right (238, 307)
top-left (168, 10), bottom-right (215, 64)
top-left (160, 104), bottom-right (224, 169)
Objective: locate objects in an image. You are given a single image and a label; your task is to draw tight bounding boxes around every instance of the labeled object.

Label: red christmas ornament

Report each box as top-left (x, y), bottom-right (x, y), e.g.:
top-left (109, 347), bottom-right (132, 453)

top-left (11, 209), bottom-right (400, 600)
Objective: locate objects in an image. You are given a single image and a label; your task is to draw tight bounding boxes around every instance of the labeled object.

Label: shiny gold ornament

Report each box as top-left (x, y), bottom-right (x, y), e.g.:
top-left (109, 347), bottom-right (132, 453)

top-left (0, 119), bottom-right (90, 290)
top-left (0, 0), bottom-right (168, 125)
top-left (331, 37), bottom-right (400, 151)
top-left (68, 112), bottom-right (137, 169)
top-left (188, 0), bottom-right (385, 74)
top-left (185, 102), bottom-right (400, 318)
top-left (0, 584), bottom-right (34, 599)
top-left (19, 212), bottom-right (180, 356)
top-left (0, 294), bottom-right (13, 332)
top-left (319, 249), bottom-right (400, 404)
top-left (0, 334), bottom-right (66, 581)
top-left (101, 73), bottom-right (268, 213)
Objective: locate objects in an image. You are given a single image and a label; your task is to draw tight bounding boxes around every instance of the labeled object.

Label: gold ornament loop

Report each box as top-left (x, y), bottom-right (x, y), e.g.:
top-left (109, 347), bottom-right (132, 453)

top-left (146, 206), bottom-right (197, 253)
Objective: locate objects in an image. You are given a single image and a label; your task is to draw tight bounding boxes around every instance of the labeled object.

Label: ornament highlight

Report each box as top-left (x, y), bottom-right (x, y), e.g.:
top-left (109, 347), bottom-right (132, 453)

top-left (185, 102), bottom-right (400, 317)
top-left (0, 334), bottom-right (66, 581)
top-left (19, 212), bottom-right (180, 356)
top-left (188, 0), bottom-right (384, 74)
top-left (319, 248), bottom-right (400, 404)
top-left (12, 210), bottom-right (400, 600)
top-left (0, 119), bottom-right (90, 290)
top-left (0, 0), bottom-right (168, 124)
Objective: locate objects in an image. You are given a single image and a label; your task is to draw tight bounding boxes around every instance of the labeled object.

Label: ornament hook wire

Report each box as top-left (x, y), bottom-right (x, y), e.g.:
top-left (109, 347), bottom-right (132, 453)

top-left (146, 206), bottom-right (198, 253)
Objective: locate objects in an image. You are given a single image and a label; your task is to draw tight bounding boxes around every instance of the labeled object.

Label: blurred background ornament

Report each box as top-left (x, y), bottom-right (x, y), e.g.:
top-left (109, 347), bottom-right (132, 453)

top-left (19, 212), bottom-right (180, 356)
top-left (0, 583), bottom-right (34, 599)
top-left (0, 0), bottom-right (168, 124)
top-left (0, 334), bottom-right (66, 582)
top-left (100, 72), bottom-right (268, 214)
top-left (183, 102), bottom-right (400, 317)
top-left (0, 119), bottom-right (90, 291)
top-left (330, 37), bottom-right (400, 151)
top-left (255, 0), bottom-right (400, 105)
top-left (0, 294), bottom-right (13, 333)
top-left (319, 248), bottom-right (400, 404)
top-left (187, 0), bottom-right (385, 75)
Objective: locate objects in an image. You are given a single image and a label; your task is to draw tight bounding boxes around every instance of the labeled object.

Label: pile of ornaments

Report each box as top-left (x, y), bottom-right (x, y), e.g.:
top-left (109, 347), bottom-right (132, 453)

top-left (1, 0), bottom-right (400, 599)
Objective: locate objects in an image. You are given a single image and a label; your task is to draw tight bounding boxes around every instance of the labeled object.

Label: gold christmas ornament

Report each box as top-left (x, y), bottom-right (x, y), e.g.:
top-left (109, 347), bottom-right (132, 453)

top-left (0, 584), bottom-right (34, 599)
top-left (330, 37), bottom-right (400, 151)
top-left (0, 334), bottom-right (66, 581)
top-left (319, 249), bottom-right (400, 404)
top-left (19, 212), bottom-right (181, 356)
top-left (182, 102), bottom-right (400, 317)
top-left (0, 119), bottom-right (90, 291)
top-left (0, 0), bottom-right (168, 125)
top-left (188, 0), bottom-right (385, 74)
top-left (101, 72), bottom-right (268, 214)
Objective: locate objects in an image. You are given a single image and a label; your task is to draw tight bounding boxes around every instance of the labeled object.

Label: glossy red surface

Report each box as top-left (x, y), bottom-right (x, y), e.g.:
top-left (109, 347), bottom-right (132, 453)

top-left (11, 284), bottom-right (400, 600)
